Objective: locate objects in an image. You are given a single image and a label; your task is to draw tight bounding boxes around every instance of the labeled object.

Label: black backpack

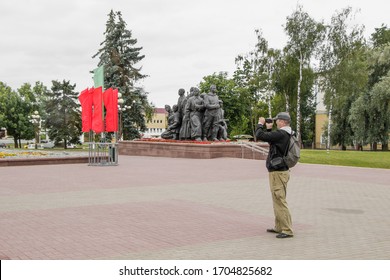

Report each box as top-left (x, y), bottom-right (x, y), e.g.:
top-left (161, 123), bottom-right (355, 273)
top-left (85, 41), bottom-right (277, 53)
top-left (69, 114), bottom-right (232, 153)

top-left (283, 131), bottom-right (300, 168)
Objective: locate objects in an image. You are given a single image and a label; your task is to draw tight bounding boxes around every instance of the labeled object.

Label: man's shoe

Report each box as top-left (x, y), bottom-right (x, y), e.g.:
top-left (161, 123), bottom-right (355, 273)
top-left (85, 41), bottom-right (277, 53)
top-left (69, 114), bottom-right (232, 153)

top-left (276, 233), bottom-right (293, 238)
top-left (266, 228), bottom-right (280, 233)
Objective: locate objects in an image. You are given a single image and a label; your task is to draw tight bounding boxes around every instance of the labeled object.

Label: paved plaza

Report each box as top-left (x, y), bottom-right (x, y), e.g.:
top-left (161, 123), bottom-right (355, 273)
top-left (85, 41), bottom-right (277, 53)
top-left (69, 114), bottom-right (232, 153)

top-left (0, 155), bottom-right (389, 260)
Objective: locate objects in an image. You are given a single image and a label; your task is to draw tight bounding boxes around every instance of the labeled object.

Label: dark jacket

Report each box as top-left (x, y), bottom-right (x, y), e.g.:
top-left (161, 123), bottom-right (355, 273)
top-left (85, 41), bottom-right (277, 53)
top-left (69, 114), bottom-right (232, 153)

top-left (255, 124), bottom-right (290, 172)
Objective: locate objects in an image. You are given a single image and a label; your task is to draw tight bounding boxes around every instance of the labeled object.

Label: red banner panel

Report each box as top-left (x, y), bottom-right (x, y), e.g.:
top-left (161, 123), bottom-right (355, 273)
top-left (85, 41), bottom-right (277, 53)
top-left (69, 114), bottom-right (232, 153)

top-left (92, 87), bottom-right (104, 133)
top-left (78, 88), bottom-right (93, 132)
top-left (103, 88), bottom-right (119, 132)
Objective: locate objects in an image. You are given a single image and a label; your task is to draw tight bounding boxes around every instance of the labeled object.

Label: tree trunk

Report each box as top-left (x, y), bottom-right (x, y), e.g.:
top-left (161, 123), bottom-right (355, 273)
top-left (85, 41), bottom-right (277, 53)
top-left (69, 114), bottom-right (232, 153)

top-left (327, 98), bottom-right (333, 151)
top-left (382, 143), bottom-right (388, 151)
top-left (267, 91), bottom-right (272, 118)
top-left (296, 54), bottom-right (303, 143)
top-left (355, 144), bottom-right (363, 151)
top-left (251, 108), bottom-right (256, 141)
top-left (284, 92), bottom-right (290, 112)
top-left (14, 138), bottom-right (18, 149)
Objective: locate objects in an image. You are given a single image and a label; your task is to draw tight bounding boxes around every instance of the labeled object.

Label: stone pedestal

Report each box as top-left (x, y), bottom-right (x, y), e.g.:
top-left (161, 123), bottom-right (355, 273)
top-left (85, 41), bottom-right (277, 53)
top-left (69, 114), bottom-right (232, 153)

top-left (118, 140), bottom-right (268, 160)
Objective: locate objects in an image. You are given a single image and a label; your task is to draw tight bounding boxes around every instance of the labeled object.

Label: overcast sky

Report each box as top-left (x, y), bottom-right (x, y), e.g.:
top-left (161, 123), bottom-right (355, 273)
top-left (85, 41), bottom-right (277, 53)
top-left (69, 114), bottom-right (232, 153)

top-left (0, 0), bottom-right (388, 107)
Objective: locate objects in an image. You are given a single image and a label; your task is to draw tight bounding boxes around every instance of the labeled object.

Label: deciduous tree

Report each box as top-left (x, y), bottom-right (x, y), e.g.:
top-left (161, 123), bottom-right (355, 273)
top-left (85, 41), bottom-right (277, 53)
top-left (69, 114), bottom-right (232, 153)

top-left (0, 82), bottom-right (35, 147)
top-left (319, 7), bottom-right (368, 150)
top-left (284, 5), bottom-right (325, 142)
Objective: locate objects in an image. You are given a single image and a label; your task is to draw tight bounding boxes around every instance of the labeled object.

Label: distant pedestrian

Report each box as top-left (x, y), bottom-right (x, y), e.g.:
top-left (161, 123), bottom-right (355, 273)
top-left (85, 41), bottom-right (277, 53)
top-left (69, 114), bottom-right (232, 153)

top-left (255, 112), bottom-right (294, 238)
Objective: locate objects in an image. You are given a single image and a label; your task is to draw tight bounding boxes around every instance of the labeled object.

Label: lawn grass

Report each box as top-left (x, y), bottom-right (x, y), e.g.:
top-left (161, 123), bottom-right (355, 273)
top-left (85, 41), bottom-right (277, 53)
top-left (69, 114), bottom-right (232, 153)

top-left (300, 149), bottom-right (390, 169)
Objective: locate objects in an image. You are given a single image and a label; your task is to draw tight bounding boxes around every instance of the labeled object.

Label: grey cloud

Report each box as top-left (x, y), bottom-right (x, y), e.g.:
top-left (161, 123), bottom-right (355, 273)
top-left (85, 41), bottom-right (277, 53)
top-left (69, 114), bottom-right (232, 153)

top-left (1, 0), bottom-right (388, 107)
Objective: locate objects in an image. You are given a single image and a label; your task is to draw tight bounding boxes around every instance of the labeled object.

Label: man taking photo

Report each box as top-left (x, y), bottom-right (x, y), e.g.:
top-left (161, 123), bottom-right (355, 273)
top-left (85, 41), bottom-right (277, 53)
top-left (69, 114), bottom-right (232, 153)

top-left (255, 112), bottom-right (294, 239)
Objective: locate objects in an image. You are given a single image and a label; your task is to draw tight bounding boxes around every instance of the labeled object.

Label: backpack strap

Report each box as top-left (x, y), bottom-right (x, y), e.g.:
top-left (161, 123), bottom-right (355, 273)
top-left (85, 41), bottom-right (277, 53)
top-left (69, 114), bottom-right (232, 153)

top-left (282, 130), bottom-right (292, 157)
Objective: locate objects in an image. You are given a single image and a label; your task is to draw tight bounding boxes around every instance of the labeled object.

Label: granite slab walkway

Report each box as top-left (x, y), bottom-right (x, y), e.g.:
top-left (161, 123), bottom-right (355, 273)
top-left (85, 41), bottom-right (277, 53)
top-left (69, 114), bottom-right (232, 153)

top-left (1, 156), bottom-right (389, 260)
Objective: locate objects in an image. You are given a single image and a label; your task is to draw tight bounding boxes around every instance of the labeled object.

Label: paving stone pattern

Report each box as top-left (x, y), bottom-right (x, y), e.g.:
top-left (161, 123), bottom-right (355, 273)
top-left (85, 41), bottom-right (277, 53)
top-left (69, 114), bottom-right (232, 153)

top-left (0, 156), bottom-right (389, 260)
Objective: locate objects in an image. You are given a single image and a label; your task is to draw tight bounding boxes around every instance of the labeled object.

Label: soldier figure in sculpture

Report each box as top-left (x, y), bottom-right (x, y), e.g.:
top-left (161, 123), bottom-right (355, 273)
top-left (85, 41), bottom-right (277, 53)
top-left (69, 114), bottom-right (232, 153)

top-left (202, 84), bottom-right (221, 141)
top-left (186, 87), bottom-right (204, 141)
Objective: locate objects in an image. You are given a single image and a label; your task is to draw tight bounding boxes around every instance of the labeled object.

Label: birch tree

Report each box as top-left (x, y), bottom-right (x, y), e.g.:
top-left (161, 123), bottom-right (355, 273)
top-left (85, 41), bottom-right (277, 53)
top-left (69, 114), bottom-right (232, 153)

top-left (319, 7), bottom-right (368, 150)
top-left (284, 5), bottom-right (325, 142)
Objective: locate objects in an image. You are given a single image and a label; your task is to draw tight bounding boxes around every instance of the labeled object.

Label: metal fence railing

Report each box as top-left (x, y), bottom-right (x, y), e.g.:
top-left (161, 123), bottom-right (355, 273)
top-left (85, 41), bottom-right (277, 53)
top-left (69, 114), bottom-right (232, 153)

top-left (87, 142), bottom-right (118, 166)
top-left (235, 141), bottom-right (269, 159)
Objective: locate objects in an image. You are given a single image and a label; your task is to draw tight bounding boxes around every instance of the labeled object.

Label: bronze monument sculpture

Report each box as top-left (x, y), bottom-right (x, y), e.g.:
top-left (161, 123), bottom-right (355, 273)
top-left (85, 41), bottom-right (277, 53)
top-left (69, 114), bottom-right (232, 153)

top-left (161, 85), bottom-right (227, 141)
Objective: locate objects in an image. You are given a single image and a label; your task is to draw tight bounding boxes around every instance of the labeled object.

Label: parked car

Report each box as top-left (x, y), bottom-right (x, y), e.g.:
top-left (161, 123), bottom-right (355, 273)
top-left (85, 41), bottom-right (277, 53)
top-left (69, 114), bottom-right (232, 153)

top-left (41, 140), bottom-right (55, 149)
top-left (27, 143), bottom-right (44, 149)
top-left (0, 143), bottom-right (6, 148)
top-left (66, 143), bottom-right (76, 149)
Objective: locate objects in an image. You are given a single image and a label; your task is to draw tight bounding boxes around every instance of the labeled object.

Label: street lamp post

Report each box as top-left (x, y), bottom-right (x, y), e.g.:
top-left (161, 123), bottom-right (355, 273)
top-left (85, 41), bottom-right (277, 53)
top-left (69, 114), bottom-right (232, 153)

top-left (29, 111), bottom-right (41, 149)
top-left (250, 106), bottom-right (256, 142)
top-left (117, 93), bottom-right (131, 141)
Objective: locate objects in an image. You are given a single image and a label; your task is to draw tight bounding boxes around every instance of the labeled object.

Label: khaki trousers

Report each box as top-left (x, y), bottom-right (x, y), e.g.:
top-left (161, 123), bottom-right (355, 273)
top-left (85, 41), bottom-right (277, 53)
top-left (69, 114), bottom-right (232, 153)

top-left (269, 171), bottom-right (293, 235)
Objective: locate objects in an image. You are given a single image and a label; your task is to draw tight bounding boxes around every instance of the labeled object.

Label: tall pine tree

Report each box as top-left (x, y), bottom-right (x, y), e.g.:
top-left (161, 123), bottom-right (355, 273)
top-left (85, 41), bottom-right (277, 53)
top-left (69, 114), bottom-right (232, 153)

top-left (93, 10), bottom-right (153, 140)
top-left (44, 80), bottom-right (81, 148)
